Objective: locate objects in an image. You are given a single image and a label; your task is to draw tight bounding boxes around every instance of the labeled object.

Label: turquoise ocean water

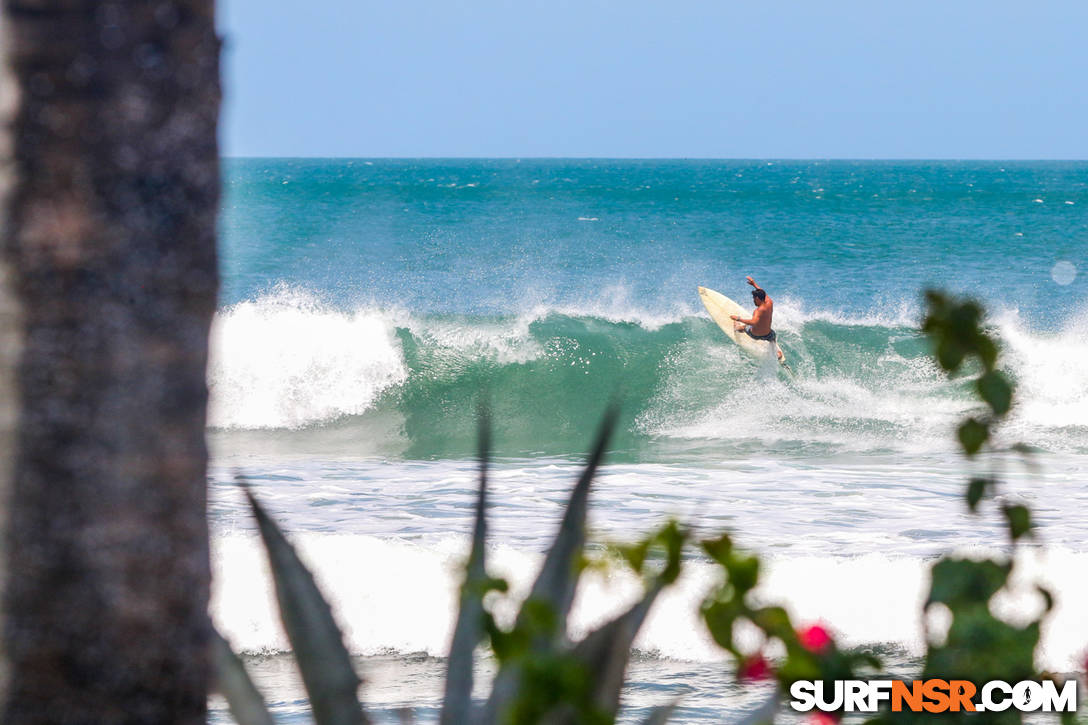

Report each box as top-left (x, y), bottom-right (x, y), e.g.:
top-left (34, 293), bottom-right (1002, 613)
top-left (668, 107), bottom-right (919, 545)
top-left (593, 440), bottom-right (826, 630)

top-left (207, 160), bottom-right (1087, 723)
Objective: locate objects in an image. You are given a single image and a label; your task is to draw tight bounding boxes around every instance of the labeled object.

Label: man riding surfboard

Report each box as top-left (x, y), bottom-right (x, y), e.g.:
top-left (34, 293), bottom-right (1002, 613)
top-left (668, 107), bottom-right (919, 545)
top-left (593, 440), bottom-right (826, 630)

top-left (730, 276), bottom-right (783, 361)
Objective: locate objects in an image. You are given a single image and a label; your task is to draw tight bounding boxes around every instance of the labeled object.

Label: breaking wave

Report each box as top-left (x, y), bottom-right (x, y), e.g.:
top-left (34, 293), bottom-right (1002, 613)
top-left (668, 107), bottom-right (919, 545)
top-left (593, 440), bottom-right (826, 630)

top-left (206, 290), bottom-right (1088, 459)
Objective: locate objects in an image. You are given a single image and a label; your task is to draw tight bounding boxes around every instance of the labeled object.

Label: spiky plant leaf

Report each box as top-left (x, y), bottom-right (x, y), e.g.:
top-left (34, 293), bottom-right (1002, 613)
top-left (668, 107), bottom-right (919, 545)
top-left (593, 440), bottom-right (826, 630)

top-left (568, 580), bottom-right (665, 720)
top-left (483, 404), bottom-right (619, 724)
top-left (524, 403), bottom-right (619, 637)
top-left (440, 405), bottom-right (492, 725)
top-left (563, 521), bottom-right (687, 721)
top-left (243, 483), bottom-right (368, 725)
top-left (211, 628), bottom-right (276, 725)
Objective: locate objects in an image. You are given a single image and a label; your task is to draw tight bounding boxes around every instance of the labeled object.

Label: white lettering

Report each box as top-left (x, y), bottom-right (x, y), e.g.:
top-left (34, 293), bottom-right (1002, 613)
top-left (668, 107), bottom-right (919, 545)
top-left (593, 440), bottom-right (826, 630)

top-left (790, 681), bottom-right (817, 712)
top-left (1041, 680), bottom-right (1077, 713)
top-left (1013, 681), bottom-right (1043, 712)
top-left (815, 680), bottom-right (844, 711)
top-left (844, 681), bottom-right (867, 712)
top-left (867, 680), bottom-right (893, 711)
top-left (982, 681), bottom-right (1012, 712)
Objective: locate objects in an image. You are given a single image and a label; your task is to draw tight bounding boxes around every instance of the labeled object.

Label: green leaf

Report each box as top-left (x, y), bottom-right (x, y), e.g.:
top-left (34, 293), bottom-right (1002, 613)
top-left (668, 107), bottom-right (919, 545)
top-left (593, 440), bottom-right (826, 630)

top-left (702, 599), bottom-right (741, 654)
top-left (484, 404), bottom-right (619, 724)
top-left (1003, 504), bottom-right (1033, 541)
top-left (922, 291), bottom-right (1002, 378)
top-left (957, 418), bottom-right (989, 456)
top-left (485, 614), bottom-right (528, 661)
top-left (520, 403), bottom-right (619, 637)
top-left (976, 370), bottom-right (1013, 416)
top-left (243, 483), bottom-right (367, 725)
top-left (657, 520), bottom-right (687, 585)
top-left (701, 534), bottom-right (733, 564)
top-left (483, 575), bottom-right (509, 594)
top-left (775, 648), bottom-right (822, 682)
top-left (570, 581), bottom-right (666, 719)
top-left (935, 337), bottom-right (966, 371)
top-left (974, 335), bottom-right (998, 372)
top-left (520, 598), bottom-right (561, 639)
top-left (923, 288), bottom-right (949, 311)
top-left (927, 557), bottom-right (1010, 609)
top-left (559, 520), bottom-right (686, 720)
top-left (617, 540), bottom-right (650, 574)
top-left (749, 606), bottom-right (793, 640)
top-left (966, 477), bottom-right (991, 512)
top-left (728, 555), bottom-right (761, 595)
top-left (926, 611), bottom-right (1038, 684)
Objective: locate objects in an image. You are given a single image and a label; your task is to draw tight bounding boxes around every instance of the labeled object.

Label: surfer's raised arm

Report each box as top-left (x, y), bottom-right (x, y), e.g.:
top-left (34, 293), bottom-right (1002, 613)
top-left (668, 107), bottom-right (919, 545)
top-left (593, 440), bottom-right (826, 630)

top-left (746, 276), bottom-right (762, 291)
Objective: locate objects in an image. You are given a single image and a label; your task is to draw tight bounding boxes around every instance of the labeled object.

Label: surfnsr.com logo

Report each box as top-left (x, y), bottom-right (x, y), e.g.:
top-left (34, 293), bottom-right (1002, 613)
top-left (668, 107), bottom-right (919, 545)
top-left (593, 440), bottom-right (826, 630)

top-left (790, 679), bottom-right (1078, 713)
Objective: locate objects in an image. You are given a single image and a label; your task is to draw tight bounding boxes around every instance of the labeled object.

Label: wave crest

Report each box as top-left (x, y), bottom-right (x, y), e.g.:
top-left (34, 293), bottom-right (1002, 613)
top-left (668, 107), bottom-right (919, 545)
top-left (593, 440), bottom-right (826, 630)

top-left (206, 290), bottom-right (1088, 457)
top-left (207, 289), bottom-right (407, 429)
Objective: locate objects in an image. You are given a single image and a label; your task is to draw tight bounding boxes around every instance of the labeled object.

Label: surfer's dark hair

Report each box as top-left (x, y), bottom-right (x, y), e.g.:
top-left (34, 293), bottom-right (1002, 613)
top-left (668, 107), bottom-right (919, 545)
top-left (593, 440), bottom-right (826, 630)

top-left (752, 289), bottom-right (766, 302)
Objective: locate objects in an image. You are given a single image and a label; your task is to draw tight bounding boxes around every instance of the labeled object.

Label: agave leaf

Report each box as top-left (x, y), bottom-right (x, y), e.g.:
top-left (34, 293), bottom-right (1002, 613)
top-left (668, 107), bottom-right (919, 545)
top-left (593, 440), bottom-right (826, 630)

top-left (211, 628), bottom-right (276, 725)
top-left (641, 701), bottom-right (678, 725)
top-left (243, 483), bottom-right (368, 725)
top-left (482, 405), bottom-right (619, 723)
top-left (569, 579), bottom-right (665, 718)
top-left (440, 405), bottom-right (491, 725)
top-left (523, 403), bottom-right (619, 638)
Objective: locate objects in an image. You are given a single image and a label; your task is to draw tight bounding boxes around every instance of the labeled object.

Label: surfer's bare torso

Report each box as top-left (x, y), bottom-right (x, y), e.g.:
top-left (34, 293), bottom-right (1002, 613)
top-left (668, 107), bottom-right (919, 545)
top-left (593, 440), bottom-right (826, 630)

top-left (730, 276), bottom-right (783, 360)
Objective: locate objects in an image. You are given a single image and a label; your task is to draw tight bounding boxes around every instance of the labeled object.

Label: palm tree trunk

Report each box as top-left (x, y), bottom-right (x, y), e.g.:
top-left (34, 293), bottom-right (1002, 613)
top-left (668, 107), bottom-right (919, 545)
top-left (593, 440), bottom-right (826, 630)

top-left (1, 2), bottom-right (220, 723)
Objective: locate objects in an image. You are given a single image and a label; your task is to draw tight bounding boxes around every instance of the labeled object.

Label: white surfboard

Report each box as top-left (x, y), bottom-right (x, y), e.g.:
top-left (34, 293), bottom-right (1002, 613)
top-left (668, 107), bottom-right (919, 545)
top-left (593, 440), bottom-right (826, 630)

top-left (698, 286), bottom-right (789, 368)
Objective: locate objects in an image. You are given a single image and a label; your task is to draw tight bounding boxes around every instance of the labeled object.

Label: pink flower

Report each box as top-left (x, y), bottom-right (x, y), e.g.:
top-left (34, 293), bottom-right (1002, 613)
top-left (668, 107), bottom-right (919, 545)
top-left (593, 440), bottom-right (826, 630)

top-left (808, 712), bottom-right (840, 725)
top-left (798, 624), bottom-right (833, 654)
top-left (737, 652), bottom-right (772, 682)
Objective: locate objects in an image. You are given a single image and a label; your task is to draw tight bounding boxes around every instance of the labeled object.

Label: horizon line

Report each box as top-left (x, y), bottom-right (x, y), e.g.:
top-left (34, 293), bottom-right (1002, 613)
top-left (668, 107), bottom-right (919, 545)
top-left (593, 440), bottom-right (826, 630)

top-left (220, 155), bottom-right (1088, 162)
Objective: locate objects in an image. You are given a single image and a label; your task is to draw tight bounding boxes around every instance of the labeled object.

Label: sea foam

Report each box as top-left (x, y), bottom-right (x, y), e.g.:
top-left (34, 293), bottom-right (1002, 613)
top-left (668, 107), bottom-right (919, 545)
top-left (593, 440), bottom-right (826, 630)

top-left (211, 533), bottom-right (1088, 671)
top-left (207, 289), bottom-right (407, 429)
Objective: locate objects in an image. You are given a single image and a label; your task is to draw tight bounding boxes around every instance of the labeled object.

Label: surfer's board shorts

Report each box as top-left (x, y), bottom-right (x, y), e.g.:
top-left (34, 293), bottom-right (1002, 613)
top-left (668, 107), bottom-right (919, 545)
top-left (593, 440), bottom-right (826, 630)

top-left (744, 327), bottom-right (777, 343)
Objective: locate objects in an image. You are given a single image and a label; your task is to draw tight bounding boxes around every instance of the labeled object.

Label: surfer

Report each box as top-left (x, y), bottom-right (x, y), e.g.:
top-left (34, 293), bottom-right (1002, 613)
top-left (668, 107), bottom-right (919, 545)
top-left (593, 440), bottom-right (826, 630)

top-left (730, 276), bottom-right (783, 361)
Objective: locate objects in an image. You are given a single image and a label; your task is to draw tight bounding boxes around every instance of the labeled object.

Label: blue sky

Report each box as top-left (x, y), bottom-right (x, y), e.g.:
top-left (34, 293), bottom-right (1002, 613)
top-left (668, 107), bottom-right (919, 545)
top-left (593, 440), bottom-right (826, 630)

top-left (219, 1), bottom-right (1088, 158)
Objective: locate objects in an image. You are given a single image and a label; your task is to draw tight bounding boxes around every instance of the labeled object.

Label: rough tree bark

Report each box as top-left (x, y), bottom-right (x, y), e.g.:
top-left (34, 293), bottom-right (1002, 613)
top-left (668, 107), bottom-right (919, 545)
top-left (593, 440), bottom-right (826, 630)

top-left (1, 2), bottom-right (220, 723)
